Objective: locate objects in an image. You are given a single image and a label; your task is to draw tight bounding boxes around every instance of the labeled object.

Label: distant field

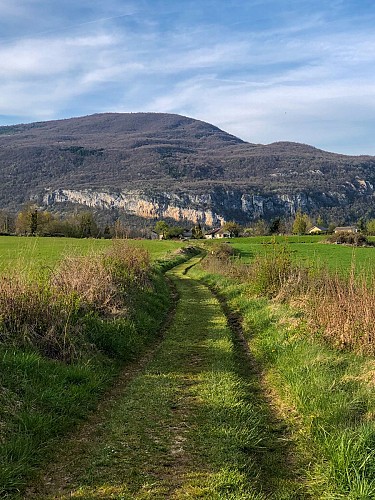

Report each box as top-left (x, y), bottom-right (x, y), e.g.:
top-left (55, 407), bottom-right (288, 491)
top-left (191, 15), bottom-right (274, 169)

top-left (225, 235), bottom-right (375, 276)
top-left (0, 236), bottom-right (184, 274)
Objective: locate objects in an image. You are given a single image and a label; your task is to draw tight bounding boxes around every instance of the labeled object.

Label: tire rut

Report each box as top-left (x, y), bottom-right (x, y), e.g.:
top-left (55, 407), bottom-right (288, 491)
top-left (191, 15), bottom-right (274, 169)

top-left (204, 280), bottom-right (310, 499)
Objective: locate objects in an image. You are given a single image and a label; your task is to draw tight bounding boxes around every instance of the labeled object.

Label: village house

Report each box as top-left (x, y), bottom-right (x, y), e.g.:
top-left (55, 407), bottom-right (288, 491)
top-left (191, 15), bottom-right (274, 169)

top-left (204, 227), bottom-right (232, 239)
top-left (334, 226), bottom-right (358, 234)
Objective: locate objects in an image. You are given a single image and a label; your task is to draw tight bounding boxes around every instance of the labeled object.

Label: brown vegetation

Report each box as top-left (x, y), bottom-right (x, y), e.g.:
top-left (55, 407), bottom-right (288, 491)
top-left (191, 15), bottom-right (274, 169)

top-left (326, 232), bottom-right (374, 246)
top-left (0, 241), bottom-right (152, 361)
top-left (306, 269), bottom-right (375, 353)
top-left (202, 245), bottom-right (375, 354)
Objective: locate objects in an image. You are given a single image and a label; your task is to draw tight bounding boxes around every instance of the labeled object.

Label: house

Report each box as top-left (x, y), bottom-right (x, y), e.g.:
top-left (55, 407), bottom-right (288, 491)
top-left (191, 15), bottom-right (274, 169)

top-left (204, 227), bottom-right (232, 239)
top-left (308, 225), bottom-right (328, 234)
top-left (334, 226), bottom-right (358, 234)
top-left (204, 228), bottom-right (220, 239)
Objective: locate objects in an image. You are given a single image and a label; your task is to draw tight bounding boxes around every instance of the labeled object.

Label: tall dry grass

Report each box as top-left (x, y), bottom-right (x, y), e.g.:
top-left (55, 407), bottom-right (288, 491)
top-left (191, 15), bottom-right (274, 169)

top-left (202, 244), bottom-right (375, 354)
top-left (0, 241), bottom-right (152, 360)
top-left (0, 273), bottom-right (82, 360)
top-left (305, 269), bottom-right (375, 353)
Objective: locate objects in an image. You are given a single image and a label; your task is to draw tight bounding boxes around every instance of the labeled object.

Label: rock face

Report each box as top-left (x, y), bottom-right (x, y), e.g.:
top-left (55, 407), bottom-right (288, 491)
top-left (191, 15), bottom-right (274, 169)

top-left (42, 185), bottom-right (372, 225)
top-left (1, 112), bottom-right (375, 223)
top-left (43, 188), bottom-right (225, 226)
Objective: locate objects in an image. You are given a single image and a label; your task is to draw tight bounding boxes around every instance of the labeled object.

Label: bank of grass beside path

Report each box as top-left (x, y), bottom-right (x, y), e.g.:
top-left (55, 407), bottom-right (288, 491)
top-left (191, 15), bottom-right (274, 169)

top-left (0, 241), bottom-right (197, 497)
top-left (196, 251), bottom-right (375, 498)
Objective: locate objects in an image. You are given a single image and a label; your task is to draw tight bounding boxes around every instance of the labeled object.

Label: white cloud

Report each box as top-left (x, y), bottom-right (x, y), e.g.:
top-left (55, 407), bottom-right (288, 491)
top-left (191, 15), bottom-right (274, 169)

top-left (1, 1), bottom-right (375, 154)
top-left (146, 75), bottom-right (375, 155)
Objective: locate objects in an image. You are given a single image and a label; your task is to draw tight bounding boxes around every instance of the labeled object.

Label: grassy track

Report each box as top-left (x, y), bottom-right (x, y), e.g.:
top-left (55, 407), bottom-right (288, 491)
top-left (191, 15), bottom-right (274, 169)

top-left (21, 256), bottom-right (304, 499)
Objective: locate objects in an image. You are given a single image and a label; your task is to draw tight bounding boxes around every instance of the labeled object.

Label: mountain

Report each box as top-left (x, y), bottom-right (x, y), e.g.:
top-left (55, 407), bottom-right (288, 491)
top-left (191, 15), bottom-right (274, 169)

top-left (0, 112), bottom-right (374, 225)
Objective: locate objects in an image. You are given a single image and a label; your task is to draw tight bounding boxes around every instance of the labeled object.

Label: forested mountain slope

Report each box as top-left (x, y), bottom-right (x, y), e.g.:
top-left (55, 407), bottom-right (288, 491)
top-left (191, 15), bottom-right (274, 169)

top-left (0, 112), bottom-right (374, 223)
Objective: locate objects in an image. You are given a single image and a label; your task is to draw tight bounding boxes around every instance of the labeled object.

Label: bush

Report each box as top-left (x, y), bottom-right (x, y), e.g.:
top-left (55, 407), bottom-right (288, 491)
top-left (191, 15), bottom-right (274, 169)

top-left (327, 232), bottom-right (373, 246)
top-left (0, 274), bottom-right (83, 361)
top-left (211, 242), bottom-right (237, 260)
top-left (201, 242), bottom-right (375, 354)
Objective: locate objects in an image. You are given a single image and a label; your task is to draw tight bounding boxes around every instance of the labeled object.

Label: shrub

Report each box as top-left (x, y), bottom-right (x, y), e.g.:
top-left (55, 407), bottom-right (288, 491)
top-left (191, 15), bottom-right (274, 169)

top-left (52, 241), bottom-right (152, 316)
top-left (104, 240), bottom-right (151, 292)
top-left (211, 242), bottom-right (237, 260)
top-left (201, 243), bottom-right (375, 354)
top-left (52, 253), bottom-right (120, 316)
top-left (305, 269), bottom-right (375, 353)
top-left (327, 232), bottom-right (373, 246)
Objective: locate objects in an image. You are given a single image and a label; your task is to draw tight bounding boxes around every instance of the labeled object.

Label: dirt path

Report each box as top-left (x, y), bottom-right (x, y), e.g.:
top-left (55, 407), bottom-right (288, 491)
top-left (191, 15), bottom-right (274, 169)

top-left (21, 257), bottom-right (302, 499)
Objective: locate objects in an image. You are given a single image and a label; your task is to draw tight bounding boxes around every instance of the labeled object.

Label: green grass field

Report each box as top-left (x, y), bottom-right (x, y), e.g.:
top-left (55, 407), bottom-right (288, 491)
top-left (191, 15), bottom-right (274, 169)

top-left (0, 236), bottom-right (185, 274)
top-left (225, 236), bottom-right (375, 275)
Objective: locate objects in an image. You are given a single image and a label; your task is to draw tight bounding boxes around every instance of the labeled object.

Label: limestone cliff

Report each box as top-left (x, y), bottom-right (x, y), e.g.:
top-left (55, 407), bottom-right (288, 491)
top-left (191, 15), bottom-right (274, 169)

top-left (42, 186), bottom-right (372, 225)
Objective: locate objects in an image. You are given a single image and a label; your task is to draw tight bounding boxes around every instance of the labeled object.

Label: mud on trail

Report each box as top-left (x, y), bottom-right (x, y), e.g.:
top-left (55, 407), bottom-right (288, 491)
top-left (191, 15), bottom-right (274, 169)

top-left (21, 256), bottom-right (304, 499)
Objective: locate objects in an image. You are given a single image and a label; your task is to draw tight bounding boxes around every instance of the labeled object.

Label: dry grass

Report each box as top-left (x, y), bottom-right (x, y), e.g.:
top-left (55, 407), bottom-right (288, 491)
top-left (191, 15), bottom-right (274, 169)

top-left (202, 247), bottom-right (375, 355)
top-left (52, 253), bottom-right (120, 315)
top-left (0, 273), bottom-right (82, 360)
top-left (0, 241), bottom-right (152, 361)
top-left (305, 269), bottom-right (375, 354)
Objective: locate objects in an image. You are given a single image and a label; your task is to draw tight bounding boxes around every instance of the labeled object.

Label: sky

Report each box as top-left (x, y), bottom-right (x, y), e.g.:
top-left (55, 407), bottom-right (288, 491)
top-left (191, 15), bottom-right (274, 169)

top-left (1, 0), bottom-right (375, 155)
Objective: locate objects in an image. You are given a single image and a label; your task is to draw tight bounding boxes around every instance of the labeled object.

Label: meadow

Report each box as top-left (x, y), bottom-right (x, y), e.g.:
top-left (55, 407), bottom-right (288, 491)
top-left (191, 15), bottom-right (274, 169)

top-left (0, 236), bottom-right (184, 274)
top-left (195, 265), bottom-right (375, 498)
top-left (196, 240), bottom-right (375, 497)
top-left (0, 237), bottom-right (196, 496)
top-left (226, 235), bottom-right (375, 276)
top-left (1, 233), bottom-right (375, 497)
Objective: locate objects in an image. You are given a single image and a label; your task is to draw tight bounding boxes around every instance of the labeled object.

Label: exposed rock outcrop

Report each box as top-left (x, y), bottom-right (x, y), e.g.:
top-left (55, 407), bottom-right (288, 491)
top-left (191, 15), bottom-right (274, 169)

top-left (42, 186), bottom-right (370, 224)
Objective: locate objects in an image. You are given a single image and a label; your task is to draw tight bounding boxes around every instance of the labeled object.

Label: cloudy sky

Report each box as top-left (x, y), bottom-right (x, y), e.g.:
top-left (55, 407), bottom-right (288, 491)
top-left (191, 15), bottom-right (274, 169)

top-left (1, 0), bottom-right (375, 155)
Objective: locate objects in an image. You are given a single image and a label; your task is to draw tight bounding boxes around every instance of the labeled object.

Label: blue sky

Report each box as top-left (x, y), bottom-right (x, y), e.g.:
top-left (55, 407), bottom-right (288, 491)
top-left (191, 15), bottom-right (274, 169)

top-left (1, 0), bottom-right (375, 154)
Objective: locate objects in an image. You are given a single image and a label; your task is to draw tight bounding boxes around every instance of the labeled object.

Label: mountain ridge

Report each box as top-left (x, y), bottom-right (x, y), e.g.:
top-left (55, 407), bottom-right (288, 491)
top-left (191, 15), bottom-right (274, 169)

top-left (0, 112), bottom-right (374, 224)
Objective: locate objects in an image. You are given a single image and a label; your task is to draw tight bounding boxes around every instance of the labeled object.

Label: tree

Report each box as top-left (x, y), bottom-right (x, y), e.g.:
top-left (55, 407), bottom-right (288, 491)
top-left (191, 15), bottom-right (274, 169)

top-left (78, 212), bottom-right (99, 238)
top-left (223, 221), bottom-right (242, 237)
top-left (316, 215), bottom-right (325, 227)
top-left (366, 219), bottom-right (375, 235)
top-left (113, 219), bottom-right (128, 239)
top-left (253, 219), bottom-right (269, 236)
top-left (357, 217), bottom-right (366, 233)
top-left (165, 226), bottom-right (184, 239)
top-left (192, 223), bottom-right (203, 239)
top-left (15, 204), bottom-right (38, 235)
top-left (269, 218), bottom-right (281, 234)
top-left (0, 210), bottom-right (14, 234)
top-left (292, 210), bottom-right (311, 235)
top-left (30, 209), bottom-right (38, 235)
top-left (327, 222), bottom-right (336, 234)
top-left (103, 225), bottom-right (112, 239)
top-left (36, 211), bottom-right (54, 234)
top-left (154, 221), bottom-right (169, 239)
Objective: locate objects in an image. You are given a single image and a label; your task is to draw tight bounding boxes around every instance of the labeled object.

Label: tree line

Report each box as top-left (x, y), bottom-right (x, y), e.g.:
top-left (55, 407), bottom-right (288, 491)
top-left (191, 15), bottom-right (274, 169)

top-left (0, 205), bottom-right (126, 239)
top-left (1, 205), bottom-right (375, 239)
